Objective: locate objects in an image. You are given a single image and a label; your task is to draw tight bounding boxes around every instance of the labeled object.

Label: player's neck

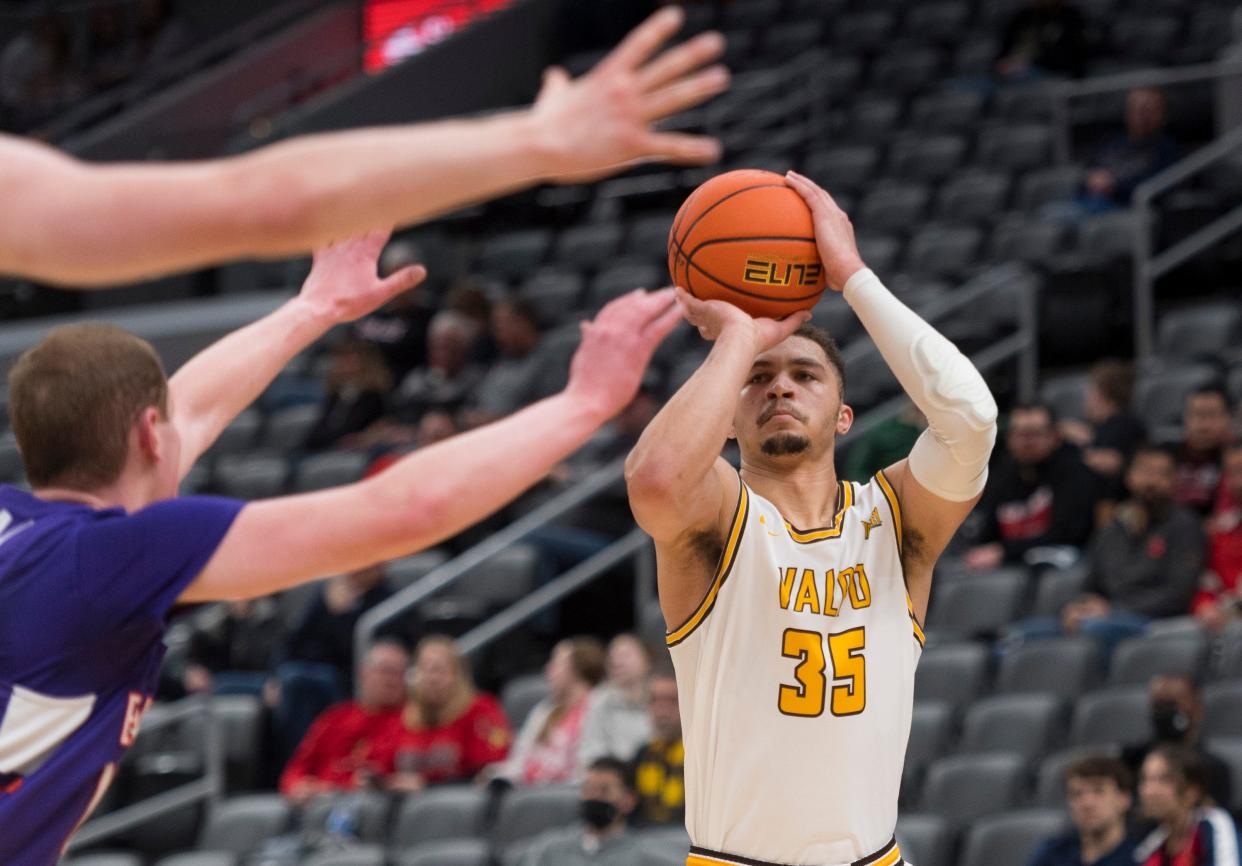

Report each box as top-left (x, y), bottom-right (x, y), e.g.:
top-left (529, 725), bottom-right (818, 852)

top-left (32, 480), bottom-right (150, 513)
top-left (741, 459), bottom-right (840, 529)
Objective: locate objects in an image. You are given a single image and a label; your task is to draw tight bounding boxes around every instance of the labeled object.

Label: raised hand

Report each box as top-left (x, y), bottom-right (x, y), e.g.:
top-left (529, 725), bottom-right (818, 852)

top-left (531, 7), bottom-right (729, 183)
top-left (784, 171), bottom-right (867, 293)
top-left (676, 288), bottom-right (810, 353)
top-left (566, 288), bottom-right (683, 419)
top-left (297, 228), bottom-right (427, 324)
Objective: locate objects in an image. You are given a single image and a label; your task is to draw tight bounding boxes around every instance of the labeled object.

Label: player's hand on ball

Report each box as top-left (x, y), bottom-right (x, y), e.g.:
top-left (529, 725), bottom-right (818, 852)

top-left (567, 288), bottom-right (683, 419)
top-left (298, 227), bottom-right (427, 324)
top-left (676, 287), bottom-right (810, 353)
top-left (531, 7), bottom-right (728, 183)
top-left (784, 171), bottom-right (867, 293)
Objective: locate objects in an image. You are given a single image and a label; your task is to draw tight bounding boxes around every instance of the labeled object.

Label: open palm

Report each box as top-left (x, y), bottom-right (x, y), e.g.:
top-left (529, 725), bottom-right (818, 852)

top-left (299, 228), bottom-right (427, 324)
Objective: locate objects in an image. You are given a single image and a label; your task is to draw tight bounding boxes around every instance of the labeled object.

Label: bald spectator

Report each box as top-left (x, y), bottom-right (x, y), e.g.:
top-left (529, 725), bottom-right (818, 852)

top-left (1176, 386), bottom-right (1235, 516)
top-left (1197, 443), bottom-right (1242, 631)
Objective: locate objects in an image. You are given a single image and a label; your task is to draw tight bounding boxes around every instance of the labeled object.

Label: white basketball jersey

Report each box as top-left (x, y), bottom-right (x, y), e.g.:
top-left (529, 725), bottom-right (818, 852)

top-left (666, 471), bottom-right (923, 866)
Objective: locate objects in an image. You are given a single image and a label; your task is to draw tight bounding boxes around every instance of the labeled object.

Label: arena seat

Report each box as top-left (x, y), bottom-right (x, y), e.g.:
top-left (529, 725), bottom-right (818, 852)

top-left (889, 136), bottom-right (968, 184)
top-left (989, 216), bottom-right (1068, 265)
top-left (870, 49), bottom-right (943, 96)
top-left (914, 641), bottom-right (991, 709)
top-left (903, 2), bottom-right (970, 42)
top-left (396, 839), bottom-right (491, 866)
top-left (919, 753), bottom-right (1028, 826)
top-left (178, 694), bottom-right (265, 792)
top-left (904, 701), bottom-right (956, 804)
top-left (519, 269), bottom-right (585, 325)
top-left (895, 812), bottom-right (954, 866)
top-left (554, 223), bottom-right (624, 270)
top-left (960, 809), bottom-right (1070, 866)
top-left (805, 146), bottom-right (881, 195)
top-left (1133, 364), bottom-right (1219, 432)
top-left (475, 230), bottom-right (552, 279)
top-left (1034, 745), bottom-right (1124, 807)
top-left (722, 0), bottom-right (782, 28)
top-left (958, 694), bottom-right (1068, 759)
top-left (854, 235), bottom-right (903, 277)
top-left (214, 454), bottom-right (288, 500)
top-left (832, 11), bottom-right (896, 49)
top-left (935, 172), bottom-right (1011, 224)
top-left (635, 826), bottom-right (692, 864)
top-left (1107, 631), bottom-right (1210, 687)
top-left (1077, 211), bottom-right (1142, 265)
top-left (207, 410), bottom-right (262, 458)
top-left (262, 404), bottom-right (321, 452)
top-left (292, 451), bottom-right (369, 493)
top-left (761, 21), bottom-right (825, 56)
top-left (1219, 625), bottom-right (1242, 679)
top-left (1017, 165), bottom-right (1085, 210)
top-left (303, 846), bottom-right (387, 866)
top-left (491, 784), bottom-right (580, 852)
top-left (196, 794), bottom-right (292, 856)
top-left (1070, 687), bottom-right (1153, 747)
top-left (0, 434), bottom-right (22, 483)
top-left (1155, 304), bottom-right (1242, 365)
top-left (153, 853), bottom-right (238, 866)
top-left (847, 97), bottom-right (905, 141)
top-left (302, 791), bottom-right (392, 844)
top-left (1030, 563), bottom-right (1091, 618)
top-left (1204, 738), bottom-right (1242, 812)
top-left (906, 225), bottom-right (983, 280)
top-left (626, 213), bottom-right (677, 260)
top-left (927, 571), bottom-right (1030, 640)
top-left (996, 637), bottom-right (1101, 699)
top-left (1203, 681), bottom-right (1242, 740)
top-left (858, 185), bottom-right (932, 236)
top-left (911, 90), bottom-right (986, 134)
top-left (448, 543), bottom-right (539, 610)
top-left (587, 262), bottom-right (662, 312)
top-left (978, 125), bottom-right (1053, 173)
top-left (65, 855), bottom-right (145, 866)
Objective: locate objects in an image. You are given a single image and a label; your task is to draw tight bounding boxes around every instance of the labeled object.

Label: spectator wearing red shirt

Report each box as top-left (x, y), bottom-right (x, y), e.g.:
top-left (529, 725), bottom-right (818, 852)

top-left (1196, 443), bottom-right (1242, 632)
top-left (378, 636), bottom-right (511, 792)
top-left (279, 640), bottom-right (407, 805)
top-left (495, 637), bottom-right (606, 786)
top-left (1135, 745), bottom-right (1240, 866)
top-left (1175, 387), bottom-right (1234, 517)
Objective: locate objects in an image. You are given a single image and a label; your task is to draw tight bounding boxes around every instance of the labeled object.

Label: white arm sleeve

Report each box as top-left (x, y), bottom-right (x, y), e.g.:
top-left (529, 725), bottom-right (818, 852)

top-left (843, 268), bottom-right (998, 501)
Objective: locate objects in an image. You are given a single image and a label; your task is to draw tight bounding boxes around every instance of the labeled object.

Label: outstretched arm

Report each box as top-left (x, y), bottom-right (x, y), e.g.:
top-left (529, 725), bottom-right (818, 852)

top-left (179, 289), bottom-right (682, 603)
top-left (625, 292), bottom-right (807, 627)
top-left (0, 8), bottom-right (727, 286)
top-left (168, 229), bottom-right (424, 478)
top-left (787, 171), bottom-right (998, 619)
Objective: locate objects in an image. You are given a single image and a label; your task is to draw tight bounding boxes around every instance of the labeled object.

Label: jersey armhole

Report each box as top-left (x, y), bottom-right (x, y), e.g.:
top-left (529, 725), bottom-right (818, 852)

top-left (665, 480), bottom-right (749, 648)
top-left (875, 470), bottom-right (925, 647)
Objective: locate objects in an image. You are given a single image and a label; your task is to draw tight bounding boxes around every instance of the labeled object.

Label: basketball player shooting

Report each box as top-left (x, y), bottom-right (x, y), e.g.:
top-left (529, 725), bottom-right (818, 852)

top-left (0, 230), bottom-right (680, 865)
top-left (625, 172), bottom-right (999, 866)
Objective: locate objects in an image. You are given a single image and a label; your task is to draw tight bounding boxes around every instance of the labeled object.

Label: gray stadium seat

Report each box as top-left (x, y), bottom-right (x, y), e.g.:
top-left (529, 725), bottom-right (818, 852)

top-left (453, 543), bottom-right (539, 609)
top-left (197, 795), bottom-right (292, 856)
top-left (805, 147), bottom-right (879, 195)
top-left (303, 791), bottom-right (392, 844)
top-left (304, 847), bottom-right (386, 866)
top-left (1070, 686), bottom-right (1153, 747)
top-left (953, 36), bottom-right (1000, 76)
top-left (810, 56), bottom-right (863, 95)
top-left (762, 20), bottom-right (824, 55)
top-left (936, 172), bottom-right (1011, 223)
top-left (555, 223), bottom-right (624, 269)
top-left (214, 454), bottom-right (288, 500)
top-left (263, 404), bottom-right (321, 452)
top-left (1077, 211), bottom-right (1139, 263)
top-left (1031, 563), bottom-right (1091, 618)
top-left (848, 98), bottom-right (904, 140)
top-left (960, 809), bottom-right (1070, 866)
top-left (627, 213), bottom-right (676, 259)
top-left (858, 185), bottom-right (930, 235)
top-left (906, 225), bottom-right (983, 280)
top-left (153, 854), bottom-right (238, 866)
top-left (997, 637), bottom-right (1100, 699)
top-left (915, 642), bottom-right (990, 708)
top-left (1038, 375), bottom-right (1088, 424)
top-left (1113, 14), bottom-right (1180, 62)
top-left (1034, 745), bottom-right (1124, 807)
top-left (904, 1), bottom-right (969, 40)
top-left (1155, 304), bottom-right (1242, 365)
top-left (871, 49), bottom-right (943, 96)
top-left (501, 673), bottom-right (550, 731)
top-left (1227, 366), bottom-right (1242, 408)
top-left (723, 0), bottom-right (782, 28)
top-left (979, 125), bottom-right (1053, 172)
top-left (990, 216), bottom-right (1067, 265)
top-left (895, 813), bottom-right (953, 866)
top-left (958, 693), bottom-right (1068, 758)
top-left (520, 269), bottom-right (585, 325)
top-left (904, 701), bottom-right (955, 803)
top-left (0, 433), bottom-right (22, 482)
top-left (396, 839), bottom-right (491, 866)
top-left (833, 11), bottom-right (895, 48)
top-left (1018, 165), bottom-right (1085, 209)
top-left (1203, 681), bottom-right (1242, 740)
top-left (919, 753), bottom-right (1028, 825)
top-left (384, 549), bottom-right (449, 591)
top-left (588, 262), bottom-right (662, 311)
top-left (1108, 632), bottom-right (1209, 686)
top-left (854, 235), bottom-right (902, 277)
top-left (390, 784), bottom-right (489, 849)
top-left (1220, 624), bottom-right (1242, 679)
top-left (635, 826), bottom-right (693, 866)
top-left (994, 86), bottom-right (1055, 122)
top-left (911, 90), bottom-right (986, 133)
top-left (491, 784), bottom-right (581, 851)
top-left (476, 229), bottom-right (552, 278)
top-left (207, 410), bottom-right (262, 457)
top-left (1133, 365), bottom-right (1218, 433)
top-left (292, 450), bottom-right (368, 492)
top-left (179, 695), bottom-right (265, 792)
top-left (927, 570), bottom-right (1029, 640)
top-left (1205, 738), bottom-right (1242, 812)
top-left (64, 855), bottom-right (145, 866)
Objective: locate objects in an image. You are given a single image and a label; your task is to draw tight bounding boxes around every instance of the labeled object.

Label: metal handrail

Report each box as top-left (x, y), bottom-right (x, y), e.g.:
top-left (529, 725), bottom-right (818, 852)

top-left (356, 266), bottom-right (1040, 676)
top-left (1049, 59), bottom-right (1242, 163)
top-left (1131, 123), bottom-right (1242, 358)
top-left (67, 694), bottom-right (224, 851)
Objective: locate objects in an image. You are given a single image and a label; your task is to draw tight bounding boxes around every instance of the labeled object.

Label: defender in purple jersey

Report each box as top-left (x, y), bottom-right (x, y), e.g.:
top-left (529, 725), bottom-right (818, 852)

top-left (0, 228), bottom-right (680, 864)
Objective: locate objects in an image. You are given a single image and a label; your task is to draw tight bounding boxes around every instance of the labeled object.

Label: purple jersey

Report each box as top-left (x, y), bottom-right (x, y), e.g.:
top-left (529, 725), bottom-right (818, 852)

top-left (0, 485), bottom-right (243, 865)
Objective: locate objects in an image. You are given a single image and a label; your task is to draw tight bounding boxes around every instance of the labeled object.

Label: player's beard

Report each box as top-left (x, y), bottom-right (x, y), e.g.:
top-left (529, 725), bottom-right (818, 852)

top-left (761, 433), bottom-right (811, 456)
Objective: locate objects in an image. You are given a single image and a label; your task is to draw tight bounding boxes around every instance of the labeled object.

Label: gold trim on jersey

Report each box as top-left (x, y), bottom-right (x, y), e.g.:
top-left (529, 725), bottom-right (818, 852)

top-left (784, 481), bottom-right (853, 543)
top-left (666, 483), bottom-right (750, 647)
top-left (907, 593), bottom-right (926, 647)
top-left (686, 836), bottom-right (903, 866)
top-left (873, 470), bottom-right (903, 556)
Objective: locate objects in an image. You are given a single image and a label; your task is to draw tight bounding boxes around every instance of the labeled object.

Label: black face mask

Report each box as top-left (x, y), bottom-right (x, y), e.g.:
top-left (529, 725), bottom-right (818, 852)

top-left (1151, 700), bottom-right (1191, 742)
top-left (580, 799), bottom-right (619, 830)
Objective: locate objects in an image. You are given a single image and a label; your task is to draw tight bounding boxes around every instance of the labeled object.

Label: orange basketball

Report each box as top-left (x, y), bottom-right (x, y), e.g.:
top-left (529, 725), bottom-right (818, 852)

top-left (668, 169), bottom-right (826, 319)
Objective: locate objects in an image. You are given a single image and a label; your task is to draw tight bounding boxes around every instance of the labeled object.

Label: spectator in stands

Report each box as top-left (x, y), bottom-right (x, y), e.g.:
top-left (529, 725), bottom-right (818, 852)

top-left (492, 637), bottom-right (606, 786)
top-left (995, 0), bottom-right (1089, 81)
top-left (0, 12), bottom-right (79, 128)
top-left (462, 296), bottom-right (546, 428)
top-left (842, 403), bottom-right (924, 483)
top-left (1135, 745), bottom-right (1241, 865)
top-left (351, 239), bottom-right (433, 380)
top-left (303, 339), bottom-right (390, 452)
top-left (273, 564), bottom-right (402, 764)
top-left (1079, 88), bottom-right (1179, 212)
top-left (1196, 443), bottom-right (1242, 632)
top-left (1176, 386), bottom-right (1235, 517)
top-left (579, 634), bottom-right (653, 766)
top-left (1126, 675), bottom-right (1234, 811)
top-left (630, 665), bottom-right (685, 828)
top-left (964, 403), bottom-right (1099, 569)
top-left (1059, 360), bottom-right (1147, 498)
top-left (279, 640), bottom-right (408, 805)
top-left (182, 598), bottom-right (284, 699)
top-left (1028, 756), bottom-right (1135, 866)
top-left (377, 636), bottom-right (511, 791)
top-left (446, 279), bottom-right (498, 364)
top-left (378, 310), bottom-right (482, 435)
top-left (517, 756), bottom-right (642, 866)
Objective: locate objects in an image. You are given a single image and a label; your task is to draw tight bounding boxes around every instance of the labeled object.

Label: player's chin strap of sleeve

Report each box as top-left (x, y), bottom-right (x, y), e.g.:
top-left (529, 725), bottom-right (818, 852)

top-left (843, 267), bottom-right (998, 502)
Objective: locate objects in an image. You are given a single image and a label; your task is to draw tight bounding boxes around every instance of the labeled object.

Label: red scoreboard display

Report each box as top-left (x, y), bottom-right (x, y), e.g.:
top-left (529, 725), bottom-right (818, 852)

top-left (363, 0), bottom-right (514, 72)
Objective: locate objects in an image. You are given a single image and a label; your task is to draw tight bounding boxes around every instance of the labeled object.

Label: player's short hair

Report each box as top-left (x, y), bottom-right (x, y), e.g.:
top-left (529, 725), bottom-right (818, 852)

top-left (791, 323), bottom-right (846, 397)
top-left (1065, 755), bottom-right (1133, 792)
top-left (1090, 360), bottom-right (1135, 409)
top-left (8, 323), bottom-right (168, 490)
top-left (588, 756), bottom-right (635, 791)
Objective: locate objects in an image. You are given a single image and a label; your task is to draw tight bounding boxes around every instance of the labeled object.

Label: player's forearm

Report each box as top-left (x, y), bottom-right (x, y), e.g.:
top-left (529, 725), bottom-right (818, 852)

top-left (169, 299), bottom-right (329, 475)
top-left (626, 327), bottom-right (753, 496)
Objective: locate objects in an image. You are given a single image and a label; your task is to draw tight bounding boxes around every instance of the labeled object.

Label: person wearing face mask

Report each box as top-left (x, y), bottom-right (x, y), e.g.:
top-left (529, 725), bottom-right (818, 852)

top-left (517, 756), bottom-right (641, 866)
top-left (1126, 676), bottom-right (1234, 813)
top-left (1134, 746), bottom-right (1240, 866)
